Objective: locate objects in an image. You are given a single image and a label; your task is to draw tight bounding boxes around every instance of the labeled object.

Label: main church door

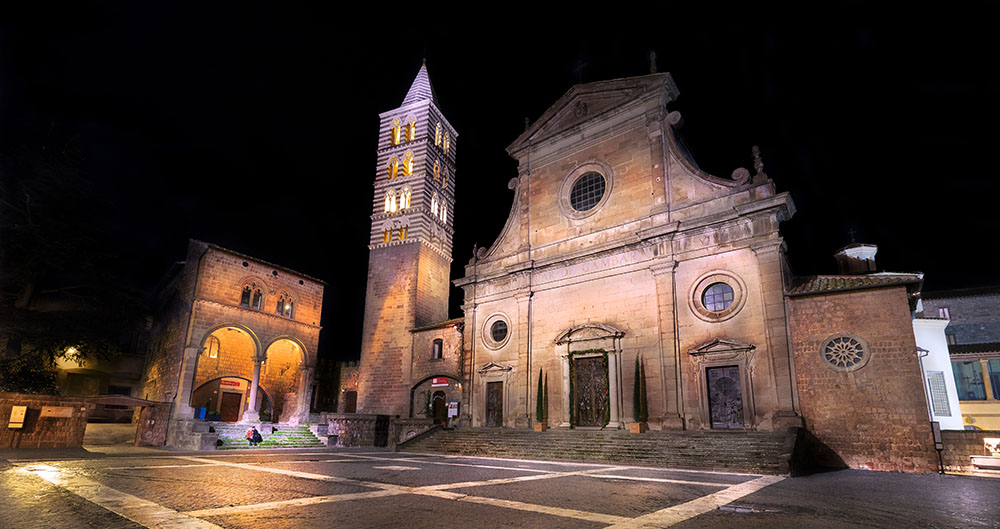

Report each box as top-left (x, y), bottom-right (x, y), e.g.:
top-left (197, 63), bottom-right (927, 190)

top-left (574, 356), bottom-right (609, 427)
top-left (486, 382), bottom-right (503, 427)
top-left (707, 366), bottom-right (744, 429)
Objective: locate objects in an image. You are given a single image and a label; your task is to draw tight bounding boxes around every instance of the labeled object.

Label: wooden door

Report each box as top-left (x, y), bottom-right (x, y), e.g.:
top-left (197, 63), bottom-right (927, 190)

top-left (220, 392), bottom-right (243, 422)
top-left (343, 391), bottom-right (357, 413)
top-left (486, 382), bottom-right (503, 427)
top-left (574, 356), bottom-right (609, 427)
top-left (707, 366), bottom-right (744, 429)
top-left (432, 391), bottom-right (447, 425)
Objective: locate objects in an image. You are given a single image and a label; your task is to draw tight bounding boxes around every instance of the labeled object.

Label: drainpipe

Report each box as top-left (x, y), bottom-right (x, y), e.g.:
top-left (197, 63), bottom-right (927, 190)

top-left (916, 347), bottom-right (933, 422)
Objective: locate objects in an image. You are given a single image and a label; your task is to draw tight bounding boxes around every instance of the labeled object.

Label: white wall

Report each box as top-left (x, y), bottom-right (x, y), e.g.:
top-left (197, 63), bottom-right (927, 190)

top-left (913, 318), bottom-right (965, 430)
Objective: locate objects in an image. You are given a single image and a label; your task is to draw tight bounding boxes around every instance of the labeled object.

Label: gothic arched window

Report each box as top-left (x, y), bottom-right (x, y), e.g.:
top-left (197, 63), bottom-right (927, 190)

top-left (432, 339), bottom-right (443, 359)
top-left (405, 118), bottom-right (416, 142)
top-left (205, 335), bottom-right (221, 359)
top-left (443, 131), bottom-right (450, 155)
top-left (388, 156), bottom-right (398, 180)
top-left (251, 288), bottom-right (263, 310)
top-left (433, 160), bottom-right (440, 181)
top-left (384, 189), bottom-right (397, 213)
top-left (402, 151), bottom-right (414, 176)
top-left (440, 204), bottom-right (447, 224)
top-left (240, 285), bottom-right (252, 307)
top-left (390, 118), bottom-right (401, 146)
top-left (434, 122), bottom-right (442, 146)
top-left (276, 295), bottom-right (294, 318)
top-left (398, 225), bottom-right (408, 241)
top-left (400, 187), bottom-right (411, 210)
top-left (431, 192), bottom-right (439, 217)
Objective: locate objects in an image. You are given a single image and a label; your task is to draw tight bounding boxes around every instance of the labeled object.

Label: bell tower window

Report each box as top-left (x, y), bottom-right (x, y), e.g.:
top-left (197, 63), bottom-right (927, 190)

top-left (433, 160), bottom-right (440, 181)
top-left (434, 122), bottom-right (442, 146)
top-left (390, 118), bottom-right (401, 146)
top-left (400, 188), bottom-right (411, 210)
top-left (402, 151), bottom-right (414, 176)
top-left (431, 192), bottom-right (439, 216)
top-left (405, 118), bottom-right (416, 142)
top-left (443, 131), bottom-right (450, 155)
top-left (388, 156), bottom-right (398, 180)
top-left (384, 189), bottom-right (397, 213)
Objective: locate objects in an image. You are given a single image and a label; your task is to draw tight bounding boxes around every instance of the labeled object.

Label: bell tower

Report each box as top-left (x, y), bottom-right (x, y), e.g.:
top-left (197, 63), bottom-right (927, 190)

top-left (356, 62), bottom-right (457, 415)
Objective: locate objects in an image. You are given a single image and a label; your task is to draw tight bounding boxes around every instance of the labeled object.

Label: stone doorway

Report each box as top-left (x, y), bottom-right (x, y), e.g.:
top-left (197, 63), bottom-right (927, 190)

top-left (219, 392), bottom-right (243, 422)
top-left (432, 391), bottom-right (447, 425)
top-left (342, 390), bottom-right (357, 413)
top-left (486, 381), bottom-right (503, 427)
top-left (707, 366), bottom-right (744, 429)
top-left (574, 356), bottom-right (609, 427)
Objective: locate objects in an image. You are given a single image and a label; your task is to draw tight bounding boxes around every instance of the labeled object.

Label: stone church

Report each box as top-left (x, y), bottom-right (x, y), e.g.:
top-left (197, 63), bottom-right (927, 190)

top-left (356, 63), bottom-right (939, 472)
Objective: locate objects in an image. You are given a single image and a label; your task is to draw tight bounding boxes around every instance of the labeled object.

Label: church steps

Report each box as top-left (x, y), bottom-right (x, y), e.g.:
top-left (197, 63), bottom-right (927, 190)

top-left (399, 428), bottom-right (794, 474)
top-left (210, 424), bottom-right (325, 449)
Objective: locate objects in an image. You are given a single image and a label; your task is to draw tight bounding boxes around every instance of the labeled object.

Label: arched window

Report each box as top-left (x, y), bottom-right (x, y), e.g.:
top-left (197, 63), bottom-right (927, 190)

top-left (398, 225), bottom-right (408, 240)
top-left (405, 118), bottom-right (416, 142)
top-left (276, 295), bottom-right (294, 318)
top-left (390, 118), bottom-right (401, 146)
top-left (431, 192), bottom-right (439, 217)
top-left (440, 204), bottom-right (447, 224)
top-left (433, 160), bottom-right (440, 181)
top-left (384, 189), bottom-right (397, 213)
top-left (240, 285), bottom-right (252, 307)
top-left (434, 122), bottom-right (442, 146)
top-left (443, 131), bottom-right (450, 155)
top-left (252, 288), bottom-right (263, 310)
top-left (382, 229), bottom-right (390, 243)
top-left (388, 156), bottom-right (398, 180)
top-left (400, 188), bottom-right (411, 210)
top-left (402, 151), bottom-right (414, 176)
top-left (205, 335), bottom-right (221, 359)
top-left (442, 167), bottom-right (447, 189)
top-left (432, 339), bottom-right (443, 359)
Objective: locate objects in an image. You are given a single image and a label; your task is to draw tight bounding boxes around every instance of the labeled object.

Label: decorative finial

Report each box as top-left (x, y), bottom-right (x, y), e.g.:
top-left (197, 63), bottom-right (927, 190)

top-left (422, 57), bottom-right (427, 66)
top-left (752, 145), bottom-right (764, 176)
top-left (649, 51), bottom-right (657, 74)
top-left (524, 117), bottom-right (530, 131)
top-left (848, 228), bottom-right (857, 243)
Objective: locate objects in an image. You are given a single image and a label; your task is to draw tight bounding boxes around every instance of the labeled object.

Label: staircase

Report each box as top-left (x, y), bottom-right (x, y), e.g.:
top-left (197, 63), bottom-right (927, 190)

top-left (212, 424), bottom-right (326, 450)
top-left (399, 428), bottom-right (797, 474)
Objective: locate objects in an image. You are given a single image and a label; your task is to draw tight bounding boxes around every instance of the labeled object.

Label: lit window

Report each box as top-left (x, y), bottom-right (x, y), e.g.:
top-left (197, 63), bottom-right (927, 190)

top-left (382, 230), bottom-right (390, 243)
top-left (276, 295), bottom-right (294, 318)
top-left (443, 131), bottom-right (450, 155)
top-left (405, 118), bottom-right (416, 142)
top-left (702, 283), bottom-right (735, 312)
top-left (390, 118), bottom-right (401, 146)
top-left (442, 167), bottom-right (447, 189)
top-left (939, 307), bottom-right (951, 319)
top-left (240, 286), bottom-right (252, 307)
top-left (947, 334), bottom-right (957, 345)
top-left (402, 151), bottom-right (414, 176)
top-left (205, 335), bottom-right (220, 359)
top-left (440, 204), bottom-right (447, 224)
top-left (399, 225), bottom-right (408, 240)
top-left (434, 122), bottom-right (442, 146)
top-left (433, 160), bottom-right (440, 181)
top-left (388, 156), bottom-right (398, 180)
top-left (384, 189), bottom-right (396, 213)
top-left (952, 361), bottom-right (986, 400)
top-left (252, 288), bottom-right (263, 310)
top-left (431, 192), bottom-right (438, 216)
top-left (400, 188), bottom-right (411, 210)
top-left (432, 339), bottom-right (443, 359)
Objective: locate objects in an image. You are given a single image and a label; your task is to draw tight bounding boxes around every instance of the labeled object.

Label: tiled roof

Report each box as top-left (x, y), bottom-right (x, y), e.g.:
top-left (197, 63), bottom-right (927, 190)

top-left (786, 273), bottom-right (923, 296)
top-left (949, 342), bottom-right (1000, 355)
top-left (401, 63), bottom-right (438, 107)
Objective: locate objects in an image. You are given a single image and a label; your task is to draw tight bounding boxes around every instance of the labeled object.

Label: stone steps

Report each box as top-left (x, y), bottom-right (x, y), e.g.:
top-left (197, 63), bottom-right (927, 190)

top-left (212, 424), bottom-right (325, 450)
top-left (399, 428), bottom-right (795, 474)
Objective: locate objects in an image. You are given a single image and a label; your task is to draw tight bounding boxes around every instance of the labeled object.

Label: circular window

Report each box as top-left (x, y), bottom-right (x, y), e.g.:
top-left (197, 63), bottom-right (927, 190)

top-left (569, 172), bottom-right (606, 212)
top-left (482, 313), bottom-right (511, 350)
top-left (820, 333), bottom-right (871, 372)
top-left (490, 321), bottom-right (508, 342)
top-left (702, 282), bottom-right (735, 312)
top-left (689, 271), bottom-right (747, 323)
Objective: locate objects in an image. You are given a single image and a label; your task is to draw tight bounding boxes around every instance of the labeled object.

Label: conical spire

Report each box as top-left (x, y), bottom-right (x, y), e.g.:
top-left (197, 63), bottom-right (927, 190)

top-left (401, 60), bottom-right (438, 107)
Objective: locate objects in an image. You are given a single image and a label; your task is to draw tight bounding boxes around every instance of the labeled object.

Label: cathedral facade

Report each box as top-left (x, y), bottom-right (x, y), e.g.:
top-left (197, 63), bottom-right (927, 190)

top-left (356, 65), bottom-right (938, 472)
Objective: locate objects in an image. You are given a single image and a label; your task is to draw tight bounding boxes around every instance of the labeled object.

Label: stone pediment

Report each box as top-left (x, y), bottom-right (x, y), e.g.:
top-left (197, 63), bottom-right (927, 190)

top-left (555, 323), bottom-right (626, 345)
top-left (507, 74), bottom-right (678, 156)
top-left (477, 361), bottom-right (514, 374)
top-left (688, 338), bottom-right (756, 356)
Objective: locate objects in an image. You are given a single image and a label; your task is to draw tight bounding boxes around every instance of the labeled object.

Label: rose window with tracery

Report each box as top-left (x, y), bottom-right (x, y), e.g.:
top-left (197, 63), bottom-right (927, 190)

top-left (820, 333), bottom-right (871, 372)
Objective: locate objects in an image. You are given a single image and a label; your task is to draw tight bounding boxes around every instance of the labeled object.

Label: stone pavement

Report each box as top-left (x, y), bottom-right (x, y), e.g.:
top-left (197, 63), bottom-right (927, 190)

top-left (1, 447), bottom-right (998, 528)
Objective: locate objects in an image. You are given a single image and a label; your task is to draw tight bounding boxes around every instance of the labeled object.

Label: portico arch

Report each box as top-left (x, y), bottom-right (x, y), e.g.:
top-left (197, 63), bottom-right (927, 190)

top-left (409, 374), bottom-right (462, 421)
top-left (261, 337), bottom-right (308, 423)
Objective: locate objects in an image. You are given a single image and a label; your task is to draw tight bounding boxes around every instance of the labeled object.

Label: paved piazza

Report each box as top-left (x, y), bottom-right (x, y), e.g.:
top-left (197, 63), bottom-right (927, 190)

top-left (2, 448), bottom-right (998, 529)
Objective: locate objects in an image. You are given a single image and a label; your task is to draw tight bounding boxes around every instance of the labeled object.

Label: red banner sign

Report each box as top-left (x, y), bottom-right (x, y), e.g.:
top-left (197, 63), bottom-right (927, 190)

top-left (220, 380), bottom-right (241, 387)
top-left (431, 377), bottom-right (449, 387)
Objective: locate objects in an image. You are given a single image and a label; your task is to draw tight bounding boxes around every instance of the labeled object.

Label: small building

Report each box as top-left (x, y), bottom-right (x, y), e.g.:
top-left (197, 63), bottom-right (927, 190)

top-left (140, 240), bottom-right (324, 428)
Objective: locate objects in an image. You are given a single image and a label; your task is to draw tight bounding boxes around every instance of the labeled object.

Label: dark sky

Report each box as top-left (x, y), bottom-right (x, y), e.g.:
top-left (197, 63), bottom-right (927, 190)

top-left (2, 7), bottom-right (997, 360)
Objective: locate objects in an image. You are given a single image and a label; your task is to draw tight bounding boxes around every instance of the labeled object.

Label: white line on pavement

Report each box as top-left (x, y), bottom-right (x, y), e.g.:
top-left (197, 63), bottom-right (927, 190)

top-left (20, 464), bottom-right (224, 529)
top-left (589, 474), bottom-right (732, 488)
top-left (183, 489), bottom-right (404, 518)
top-left (458, 495), bottom-right (630, 525)
top-left (602, 475), bottom-right (786, 529)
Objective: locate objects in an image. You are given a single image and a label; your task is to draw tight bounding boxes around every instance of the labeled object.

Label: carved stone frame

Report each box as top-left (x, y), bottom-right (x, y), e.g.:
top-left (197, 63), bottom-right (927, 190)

top-left (689, 339), bottom-right (757, 429)
top-left (689, 270), bottom-right (748, 323)
top-left (558, 161), bottom-right (614, 220)
top-left (555, 323), bottom-right (626, 429)
top-left (477, 361), bottom-right (514, 427)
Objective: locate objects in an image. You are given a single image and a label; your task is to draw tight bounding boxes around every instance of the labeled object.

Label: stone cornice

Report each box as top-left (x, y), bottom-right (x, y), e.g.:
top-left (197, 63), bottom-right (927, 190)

top-left (192, 298), bottom-right (322, 331)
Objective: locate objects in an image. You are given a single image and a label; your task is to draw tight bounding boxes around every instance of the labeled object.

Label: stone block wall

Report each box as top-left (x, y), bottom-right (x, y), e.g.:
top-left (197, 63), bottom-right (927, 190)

top-left (920, 290), bottom-right (1000, 344)
top-left (940, 429), bottom-right (1000, 472)
top-left (324, 413), bottom-right (390, 447)
top-left (788, 286), bottom-right (938, 472)
top-left (0, 393), bottom-right (89, 448)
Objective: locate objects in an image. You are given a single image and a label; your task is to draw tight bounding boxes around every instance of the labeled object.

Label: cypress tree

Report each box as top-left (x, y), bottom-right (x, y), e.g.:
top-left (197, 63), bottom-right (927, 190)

top-left (639, 356), bottom-right (649, 423)
top-left (633, 356), bottom-right (641, 423)
top-left (536, 368), bottom-right (544, 421)
top-left (543, 373), bottom-right (549, 422)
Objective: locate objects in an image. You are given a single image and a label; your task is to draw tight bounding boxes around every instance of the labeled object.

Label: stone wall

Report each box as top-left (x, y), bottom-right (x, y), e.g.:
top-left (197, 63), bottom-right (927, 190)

top-left (324, 413), bottom-right (390, 447)
top-left (0, 393), bottom-right (88, 449)
top-left (940, 429), bottom-right (1000, 472)
top-left (920, 289), bottom-right (1000, 344)
top-left (788, 286), bottom-right (938, 472)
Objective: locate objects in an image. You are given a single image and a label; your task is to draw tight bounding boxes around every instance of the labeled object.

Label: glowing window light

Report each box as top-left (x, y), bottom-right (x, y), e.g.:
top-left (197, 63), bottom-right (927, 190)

top-left (390, 118), bottom-right (401, 145)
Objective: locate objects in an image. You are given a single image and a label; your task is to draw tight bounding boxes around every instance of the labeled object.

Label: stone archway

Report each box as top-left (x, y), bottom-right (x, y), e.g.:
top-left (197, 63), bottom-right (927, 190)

top-left (190, 325), bottom-right (259, 411)
top-left (261, 338), bottom-right (307, 423)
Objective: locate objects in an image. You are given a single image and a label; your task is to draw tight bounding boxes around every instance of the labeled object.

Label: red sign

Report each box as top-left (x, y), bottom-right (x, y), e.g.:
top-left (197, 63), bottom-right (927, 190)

top-left (220, 380), bottom-right (241, 387)
top-left (431, 377), bottom-right (449, 387)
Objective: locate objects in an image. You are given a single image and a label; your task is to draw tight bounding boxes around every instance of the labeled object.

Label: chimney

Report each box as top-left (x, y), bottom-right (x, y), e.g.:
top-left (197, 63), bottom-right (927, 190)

top-left (834, 243), bottom-right (878, 274)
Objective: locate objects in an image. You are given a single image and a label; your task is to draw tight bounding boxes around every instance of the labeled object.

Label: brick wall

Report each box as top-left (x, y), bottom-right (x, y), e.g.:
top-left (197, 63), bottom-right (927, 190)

top-left (940, 429), bottom-right (1000, 471)
top-left (920, 291), bottom-right (1000, 344)
top-left (0, 393), bottom-right (89, 448)
top-left (788, 286), bottom-right (938, 472)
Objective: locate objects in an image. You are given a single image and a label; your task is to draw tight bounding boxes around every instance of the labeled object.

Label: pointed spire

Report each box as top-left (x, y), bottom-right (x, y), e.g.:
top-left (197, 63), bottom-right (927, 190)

top-left (401, 61), bottom-right (438, 107)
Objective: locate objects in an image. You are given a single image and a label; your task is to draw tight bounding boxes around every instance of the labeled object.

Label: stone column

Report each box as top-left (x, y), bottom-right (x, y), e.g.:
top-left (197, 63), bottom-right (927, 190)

top-left (651, 261), bottom-right (684, 429)
top-left (242, 360), bottom-right (262, 422)
top-left (171, 346), bottom-right (199, 420)
top-left (607, 351), bottom-right (622, 429)
top-left (559, 353), bottom-right (571, 428)
top-left (297, 367), bottom-right (316, 424)
top-left (515, 290), bottom-right (532, 428)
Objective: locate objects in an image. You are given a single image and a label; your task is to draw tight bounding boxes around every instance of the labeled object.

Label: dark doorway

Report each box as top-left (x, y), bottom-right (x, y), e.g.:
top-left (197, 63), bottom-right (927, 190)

top-left (343, 391), bottom-right (357, 413)
top-left (573, 356), bottom-right (609, 427)
top-left (432, 391), bottom-right (447, 425)
top-left (707, 366), bottom-right (744, 429)
top-left (220, 392), bottom-right (243, 422)
top-left (486, 381), bottom-right (503, 427)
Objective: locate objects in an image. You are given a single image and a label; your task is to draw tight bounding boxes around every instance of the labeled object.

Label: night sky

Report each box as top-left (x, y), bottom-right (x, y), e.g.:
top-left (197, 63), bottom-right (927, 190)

top-left (2, 7), bottom-right (997, 360)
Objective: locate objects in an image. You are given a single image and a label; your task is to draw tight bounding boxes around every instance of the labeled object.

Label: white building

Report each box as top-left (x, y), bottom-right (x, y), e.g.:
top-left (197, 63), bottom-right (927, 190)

top-left (913, 318), bottom-right (964, 430)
